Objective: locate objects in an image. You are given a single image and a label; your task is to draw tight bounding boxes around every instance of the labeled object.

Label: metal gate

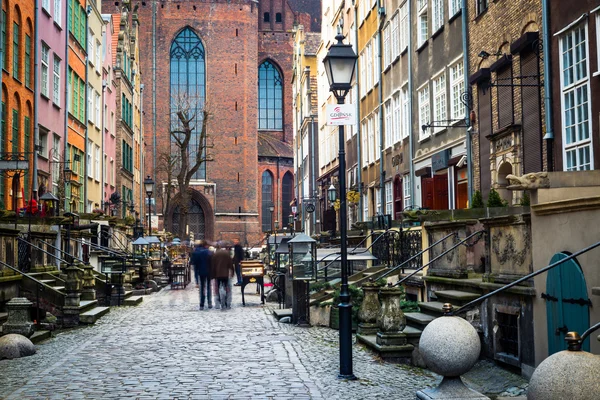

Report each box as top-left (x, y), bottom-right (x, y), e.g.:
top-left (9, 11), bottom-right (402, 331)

top-left (18, 233), bottom-right (31, 273)
top-left (172, 198), bottom-right (206, 239)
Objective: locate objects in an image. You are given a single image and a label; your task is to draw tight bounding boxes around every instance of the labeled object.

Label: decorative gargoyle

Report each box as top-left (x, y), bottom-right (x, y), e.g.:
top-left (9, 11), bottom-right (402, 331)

top-left (506, 172), bottom-right (550, 190)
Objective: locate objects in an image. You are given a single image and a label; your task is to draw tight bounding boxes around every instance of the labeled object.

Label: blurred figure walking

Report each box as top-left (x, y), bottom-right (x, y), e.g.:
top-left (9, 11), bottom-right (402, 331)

top-left (233, 238), bottom-right (245, 286)
top-left (191, 240), bottom-right (213, 310)
top-left (211, 241), bottom-right (235, 309)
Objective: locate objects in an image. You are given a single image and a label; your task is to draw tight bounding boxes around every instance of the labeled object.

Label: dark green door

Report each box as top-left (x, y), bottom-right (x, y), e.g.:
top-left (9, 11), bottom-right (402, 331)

top-left (545, 252), bottom-right (590, 355)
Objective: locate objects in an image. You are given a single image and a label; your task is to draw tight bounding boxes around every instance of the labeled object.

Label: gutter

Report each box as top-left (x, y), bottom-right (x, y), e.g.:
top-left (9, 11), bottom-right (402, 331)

top-left (33, 0), bottom-right (40, 200)
top-left (461, 0), bottom-right (473, 203)
top-left (84, 5), bottom-right (92, 212)
top-left (353, 0), bottom-right (363, 221)
top-left (378, 4), bottom-right (385, 215)
top-left (63, 0), bottom-right (70, 212)
top-left (408, 0), bottom-right (415, 205)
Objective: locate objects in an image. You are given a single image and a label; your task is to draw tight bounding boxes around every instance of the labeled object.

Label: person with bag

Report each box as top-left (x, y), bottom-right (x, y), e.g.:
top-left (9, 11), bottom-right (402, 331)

top-left (210, 241), bottom-right (235, 310)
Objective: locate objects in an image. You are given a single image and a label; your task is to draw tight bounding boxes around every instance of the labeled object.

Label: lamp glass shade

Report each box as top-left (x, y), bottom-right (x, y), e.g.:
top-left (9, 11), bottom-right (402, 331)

top-left (269, 205), bottom-right (274, 213)
top-left (275, 220), bottom-right (279, 229)
top-left (328, 184), bottom-right (337, 202)
top-left (322, 34), bottom-right (358, 93)
top-left (64, 167), bottom-right (73, 182)
top-left (144, 175), bottom-right (154, 196)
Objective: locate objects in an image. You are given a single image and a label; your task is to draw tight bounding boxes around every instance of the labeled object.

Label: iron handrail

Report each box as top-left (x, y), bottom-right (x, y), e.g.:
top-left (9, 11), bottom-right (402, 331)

top-left (580, 321), bottom-right (600, 344)
top-left (73, 238), bottom-right (131, 259)
top-left (453, 238), bottom-right (600, 316)
top-left (17, 237), bottom-right (68, 265)
top-left (100, 230), bottom-right (130, 253)
top-left (0, 259), bottom-right (54, 327)
top-left (315, 228), bottom-right (399, 279)
top-left (393, 230), bottom-right (486, 287)
top-left (37, 239), bottom-right (86, 264)
top-left (378, 231), bottom-right (456, 281)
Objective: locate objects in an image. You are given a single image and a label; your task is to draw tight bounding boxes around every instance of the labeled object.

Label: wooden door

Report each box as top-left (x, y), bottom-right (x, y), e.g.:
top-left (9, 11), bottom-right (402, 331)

top-left (545, 252), bottom-right (590, 355)
top-left (456, 182), bottom-right (468, 209)
top-left (421, 177), bottom-right (434, 210)
top-left (433, 174), bottom-right (448, 210)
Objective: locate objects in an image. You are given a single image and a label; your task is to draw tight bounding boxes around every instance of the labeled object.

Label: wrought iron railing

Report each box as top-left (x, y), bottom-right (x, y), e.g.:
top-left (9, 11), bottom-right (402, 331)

top-left (391, 230), bottom-right (486, 287)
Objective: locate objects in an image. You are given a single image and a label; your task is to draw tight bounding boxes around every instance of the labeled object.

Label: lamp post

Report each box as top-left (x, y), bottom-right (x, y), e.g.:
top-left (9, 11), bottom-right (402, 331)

top-left (274, 220), bottom-right (279, 270)
top-left (323, 28), bottom-right (358, 380)
top-left (144, 175), bottom-right (155, 236)
top-left (269, 203), bottom-right (275, 266)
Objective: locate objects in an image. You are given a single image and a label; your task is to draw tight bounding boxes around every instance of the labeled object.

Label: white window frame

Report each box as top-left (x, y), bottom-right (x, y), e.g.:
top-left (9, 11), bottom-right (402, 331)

top-left (42, 0), bottom-right (50, 13)
top-left (403, 175), bottom-right (411, 208)
top-left (363, 193), bottom-right (369, 221)
top-left (385, 181), bottom-right (393, 215)
top-left (366, 41), bottom-right (373, 90)
top-left (95, 40), bottom-right (102, 73)
top-left (94, 145), bottom-right (100, 181)
top-left (391, 13), bottom-right (399, 59)
top-left (360, 53), bottom-right (366, 97)
top-left (368, 116), bottom-right (375, 163)
top-left (383, 24), bottom-right (391, 67)
top-left (393, 93), bottom-right (401, 143)
top-left (418, 2), bottom-right (428, 46)
top-left (41, 43), bottom-right (50, 97)
top-left (448, 0), bottom-right (461, 18)
top-left (432, 0), bottom-right (444, 32)
top-left (374, 109), bottom-right (381, 161)
top-left (559, 23), bottom-right (593, 171)
top-left (385, 100), bottom-right (392, 149)
top-left (375, 188), bottom-right (382, 214)
top-left (54, 0), bottom-right (62, 27)
top-left (87, 140), bottom-right (93, 178)
top-left (400, 2), bottom-right (408, 51)
top-left (401, 85), bottom-right (409, 139)
top-left (53, 55), bottom-right (61, 105)
top-left (361, 120), bottom-right (369, 167)
top-left (88, 85), bottom-right (93, 123)
top-left (374, 33), bottom-right (380, 86)
top-left (418, 85), bottom-right (431, 140)
top-left (95, 91), bottom-right (101, 126)
top-left (450, 61), bottom-right (465, 120)
top-left (433, 72), bottom-right (447, 134)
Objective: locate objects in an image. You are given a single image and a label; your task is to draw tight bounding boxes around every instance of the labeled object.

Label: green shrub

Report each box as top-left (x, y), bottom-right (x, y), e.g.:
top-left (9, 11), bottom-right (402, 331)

top-left (487, 188), bottom-right (508, 207)
top-left (309, 281), bottom-right (332, 294)
top-left (471, 190), bottom-right (484, 208)
top-left (332, 285), bottom-right (364, 321)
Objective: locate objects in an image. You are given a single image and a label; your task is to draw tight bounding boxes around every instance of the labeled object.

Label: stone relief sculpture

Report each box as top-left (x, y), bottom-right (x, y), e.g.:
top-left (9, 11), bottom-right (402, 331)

top-left (506, 172), bottom-right (550, 190)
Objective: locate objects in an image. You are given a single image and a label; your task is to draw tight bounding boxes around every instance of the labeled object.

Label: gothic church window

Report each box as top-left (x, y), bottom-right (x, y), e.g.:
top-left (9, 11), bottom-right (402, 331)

top-left (258, 60), bottom-right (283, 130)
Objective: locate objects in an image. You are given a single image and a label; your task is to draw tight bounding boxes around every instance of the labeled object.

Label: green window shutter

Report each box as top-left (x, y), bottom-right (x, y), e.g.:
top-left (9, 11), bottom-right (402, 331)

top-left (25, 35), bottom-right (31, 87)
top-left (11, 109), bottom-right (18, 153)
top-left (79, 77), bottom-right (85, 121)
top-left (73, 74), bottom-right (78, 117)
top-left (24, 116), bottom-right (30, 154)
top-left (1, 102), bottom-right (5, 154)
top-left (1, 11), bottom-right (6, 69)
top-left (13, 22), bottom-right (19, 78)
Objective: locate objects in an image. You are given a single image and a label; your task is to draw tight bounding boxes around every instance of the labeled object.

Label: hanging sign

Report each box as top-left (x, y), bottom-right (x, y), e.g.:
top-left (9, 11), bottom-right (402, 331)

top-left (326, 104), bottom-right (356, 126)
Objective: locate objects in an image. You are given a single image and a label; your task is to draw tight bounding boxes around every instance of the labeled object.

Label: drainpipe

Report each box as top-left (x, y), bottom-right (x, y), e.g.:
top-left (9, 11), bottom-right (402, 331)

top-left (408, 0), bottom-right (415, 204)
top-left (84, 5), bottom-right (92, 212)
top-left (140, 83), bottom-right (144, 215)
top-left (461, 0), bottom-right (473, 203)
top-left (63, 0), bottom-right (70, 212)
top-left (298, 67), bottom-right (304, 233)
top-left (378, 6), bottom-right (385, 216)
top-left (310, 114), bottom-right (316, 233)
top-left (33, 0), bottom-right (40, 200)
top-left (152, 2), bottom-right (157, 186)
top-left (101, 78), bottom-right (106, 204)
top-left (353, 0), bottom-right (363, 221)
top-left (541, 0), bottom-right (554, 171)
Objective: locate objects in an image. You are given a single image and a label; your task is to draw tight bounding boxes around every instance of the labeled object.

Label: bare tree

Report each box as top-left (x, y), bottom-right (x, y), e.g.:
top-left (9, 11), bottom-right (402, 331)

top-left (169, 91), bottom-right (214, 238)
top-left (156, 150), bottom-right (178, 218)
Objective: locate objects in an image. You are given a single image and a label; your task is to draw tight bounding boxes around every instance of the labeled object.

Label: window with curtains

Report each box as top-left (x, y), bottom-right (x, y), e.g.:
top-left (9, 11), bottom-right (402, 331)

top-left (170, 27), bottom-right (206, 180)
top-left (560, 23), bottom-right (592, 171)
top-left (258, 60), bottom-right (283, 130)
top-left (450, 61), bottom-right (465, 120)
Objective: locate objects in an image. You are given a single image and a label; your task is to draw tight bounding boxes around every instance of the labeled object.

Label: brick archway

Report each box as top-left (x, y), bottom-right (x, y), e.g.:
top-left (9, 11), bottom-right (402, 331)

top-left (166, 189), bottom-right (214, 241)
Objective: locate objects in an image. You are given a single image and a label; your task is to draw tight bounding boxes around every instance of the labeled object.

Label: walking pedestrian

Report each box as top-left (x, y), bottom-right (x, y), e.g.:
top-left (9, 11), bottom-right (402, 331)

top-left (233, 238), bottom-right (245, 286)
top-left (211, 241), bottom-right (235, 309)
top-left (190, 240), bottom-right (213, 310)
top-left (192, 241), bottom-right (202, 288)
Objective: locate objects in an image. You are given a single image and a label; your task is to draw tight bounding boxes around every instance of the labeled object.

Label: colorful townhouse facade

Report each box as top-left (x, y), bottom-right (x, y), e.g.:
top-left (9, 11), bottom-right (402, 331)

top-left (101, 13), bottom-right (116, 212)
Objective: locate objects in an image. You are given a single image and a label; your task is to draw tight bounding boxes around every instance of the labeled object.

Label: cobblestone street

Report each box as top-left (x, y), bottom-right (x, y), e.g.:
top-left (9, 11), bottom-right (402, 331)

top-left (0, 285), bottom-right (442, 399)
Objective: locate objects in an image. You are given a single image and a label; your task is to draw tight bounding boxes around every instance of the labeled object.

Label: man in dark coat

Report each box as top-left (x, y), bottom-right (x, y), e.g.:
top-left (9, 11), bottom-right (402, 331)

top-left (233, 238), bottom-right (245, 286)
top-left (191, 240), bottom-right (213, 310)
top-left (211, 241), bottom-right (234, 309)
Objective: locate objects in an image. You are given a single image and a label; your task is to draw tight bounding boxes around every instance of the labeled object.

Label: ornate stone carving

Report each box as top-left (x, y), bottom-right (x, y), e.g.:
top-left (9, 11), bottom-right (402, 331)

top-left (376, 286), bottom-right (406, 333)
top-left (506, 172), bottom-right (549, 190)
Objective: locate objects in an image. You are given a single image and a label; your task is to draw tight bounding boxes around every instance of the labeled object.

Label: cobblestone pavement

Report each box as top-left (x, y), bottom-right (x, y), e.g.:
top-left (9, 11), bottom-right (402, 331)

top-left (0, 285), bottom-right (523, 399)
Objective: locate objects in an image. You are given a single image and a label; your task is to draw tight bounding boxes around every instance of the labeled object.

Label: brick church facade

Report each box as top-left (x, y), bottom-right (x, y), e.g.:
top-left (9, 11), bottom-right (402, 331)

top-left (126, 0), bottom-right (319, 245)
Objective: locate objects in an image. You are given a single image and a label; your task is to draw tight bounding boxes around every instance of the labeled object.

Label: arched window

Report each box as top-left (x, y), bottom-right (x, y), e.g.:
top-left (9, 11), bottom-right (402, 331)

top-left (262, 170), bottom-right (273, 232)
top-left (172, 198), bottom-right (205, 239)
top-left (170, 27), bottom-right (206, 179)
top-left (281, 172), bottom-right (293, 223)
top-left (258, 60), bottom-right (282, 130)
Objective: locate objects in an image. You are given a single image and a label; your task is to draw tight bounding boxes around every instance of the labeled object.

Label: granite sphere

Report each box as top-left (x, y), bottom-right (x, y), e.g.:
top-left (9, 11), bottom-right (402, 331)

top-left (0, 334), bottom-right (36, 360)
top-left (528, 350), bottom-right (600, 400)
top-left (419, 316), bottom-right (480, 377)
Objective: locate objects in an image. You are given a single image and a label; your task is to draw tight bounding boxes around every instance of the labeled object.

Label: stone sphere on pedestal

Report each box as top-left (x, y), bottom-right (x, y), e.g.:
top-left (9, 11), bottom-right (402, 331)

top-left (419, 315), bottom-right (481, 377)
top-left (0, 334), bottom-right (36, 360)
top-left (527, 350), bottom-right (600, 400)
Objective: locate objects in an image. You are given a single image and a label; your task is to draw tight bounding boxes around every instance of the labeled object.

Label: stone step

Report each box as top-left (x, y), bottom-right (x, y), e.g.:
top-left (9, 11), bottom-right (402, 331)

top-left (434, 290), bottom-right (480, 306)
top-left (0, 312), bottom-right (7, 324)
top-left (80, 306), bottom-right (110, 324)
top-left (405, 312), bottom-right (436, 328)
top-left (402, 325), bottom-right (423, 339)
top-left (30, 330), bottom-right (52, 344)
top-left (124, 290), bottom-right (133, 299)
top-left (592, 287), bottom-right (600, 296)
top-left (40, 279), bottom-right (56, 285)
top-left (272, 308), bottom-right (292, 321)
top-left (52, 286), bottom-right (65, 292)
top-left (418, 301), bottom-right (446, 317)
top-left (123, 296), bottom-right (143, 306)
top-left (79, 300), bottom-right (98, 313)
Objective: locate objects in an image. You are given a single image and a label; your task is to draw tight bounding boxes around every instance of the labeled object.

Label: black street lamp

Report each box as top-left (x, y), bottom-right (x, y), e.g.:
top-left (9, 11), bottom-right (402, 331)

top-left (144, 175), bottom-right (155, 236)
top-left (323, 27), bottom-right (358, 380)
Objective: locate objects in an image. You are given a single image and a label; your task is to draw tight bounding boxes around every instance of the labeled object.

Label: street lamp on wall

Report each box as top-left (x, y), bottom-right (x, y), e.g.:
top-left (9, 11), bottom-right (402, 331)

top-left (323, 26), bottom-right (358, 381)
top-left (328, 184), bottom-right (337, 204)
